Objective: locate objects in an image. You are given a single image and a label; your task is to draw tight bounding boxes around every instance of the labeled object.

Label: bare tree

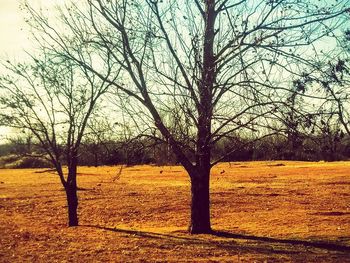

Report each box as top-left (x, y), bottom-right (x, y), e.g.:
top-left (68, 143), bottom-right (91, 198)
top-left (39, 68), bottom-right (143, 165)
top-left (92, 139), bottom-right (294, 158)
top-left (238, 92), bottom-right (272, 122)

top-left (321, 58), bottom-right (350, 136)
top-left (25, 0), bottom-right (349, 233)
top-left (0, 53), bottom-right (112, 226)
top-left (288, 29), bottom-right (350, 157)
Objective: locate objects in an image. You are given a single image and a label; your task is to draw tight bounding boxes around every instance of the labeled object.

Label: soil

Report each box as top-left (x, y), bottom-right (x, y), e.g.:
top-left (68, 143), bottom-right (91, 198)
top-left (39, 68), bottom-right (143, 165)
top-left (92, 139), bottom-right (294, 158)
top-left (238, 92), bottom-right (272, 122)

top-left (0, 161), bottom-right (350, 262)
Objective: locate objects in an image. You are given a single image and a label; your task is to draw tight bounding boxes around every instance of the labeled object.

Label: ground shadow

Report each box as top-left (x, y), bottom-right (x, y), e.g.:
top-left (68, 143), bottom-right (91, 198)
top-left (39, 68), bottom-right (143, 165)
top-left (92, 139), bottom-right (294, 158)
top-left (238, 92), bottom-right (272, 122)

top-left (84, 225), bottom-right (350, 255)
top-left (212, 231), bottom-right (350, 253)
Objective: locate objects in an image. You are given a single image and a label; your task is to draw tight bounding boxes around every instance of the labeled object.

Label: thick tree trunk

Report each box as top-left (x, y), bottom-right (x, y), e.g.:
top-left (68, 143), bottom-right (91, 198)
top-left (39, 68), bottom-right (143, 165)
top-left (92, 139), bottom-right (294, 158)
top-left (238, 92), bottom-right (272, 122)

top-left (189, 169), bottom-right (211, 234)
top-left (186, 0), bottom-right (215, 235)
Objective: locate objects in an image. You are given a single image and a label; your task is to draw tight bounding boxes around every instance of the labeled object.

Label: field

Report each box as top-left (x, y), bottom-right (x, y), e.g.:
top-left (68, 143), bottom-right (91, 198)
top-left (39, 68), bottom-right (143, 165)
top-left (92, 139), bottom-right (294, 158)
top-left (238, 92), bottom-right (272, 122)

top-left (0, 161), bottom-right (350, 262)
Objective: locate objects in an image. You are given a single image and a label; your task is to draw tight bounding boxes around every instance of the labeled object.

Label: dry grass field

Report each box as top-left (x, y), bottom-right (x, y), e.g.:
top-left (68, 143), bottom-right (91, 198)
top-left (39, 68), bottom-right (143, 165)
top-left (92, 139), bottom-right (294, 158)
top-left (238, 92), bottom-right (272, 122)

top-left (0, 161), bottom-right (350, 262)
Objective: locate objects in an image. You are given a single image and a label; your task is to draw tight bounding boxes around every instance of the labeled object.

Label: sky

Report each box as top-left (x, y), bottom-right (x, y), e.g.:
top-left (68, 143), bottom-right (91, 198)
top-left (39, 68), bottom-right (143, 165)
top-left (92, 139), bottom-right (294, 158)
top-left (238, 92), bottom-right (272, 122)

top-left (0, 0), bottom-right (56, 141)
top-left (0, 0), bottom-right (348, 142)
top-left (0, 1), bottom-right (24, 59)
top-left (0, 1), bottom-right (26, 141)
top-left (0, 0), bottom-right (65, 140)
top-left (0, 0), bottom-right (83, 142)
top-left (0, 0), bottom-right (32, 60)
top-left (0, 0), bottom-right (67, 60)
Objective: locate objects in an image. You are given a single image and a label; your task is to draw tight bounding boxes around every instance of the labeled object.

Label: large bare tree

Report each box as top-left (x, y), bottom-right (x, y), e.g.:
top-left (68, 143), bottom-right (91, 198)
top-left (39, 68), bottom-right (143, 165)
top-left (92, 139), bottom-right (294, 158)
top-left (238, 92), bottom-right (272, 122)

top-left (0, 53), bottom-right (112, 226)
top-left (25, 0), bottom-right (349, 233)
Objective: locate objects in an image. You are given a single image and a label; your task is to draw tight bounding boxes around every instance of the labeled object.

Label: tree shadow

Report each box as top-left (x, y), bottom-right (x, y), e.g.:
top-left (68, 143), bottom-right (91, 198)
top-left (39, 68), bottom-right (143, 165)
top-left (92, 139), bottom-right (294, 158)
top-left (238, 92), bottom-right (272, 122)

top-left (83, 225), bottom-right (350, 255)
top-left (212, 231), bottom-right (350, 253)
top-left (84, 225), bottom-right (200, 242)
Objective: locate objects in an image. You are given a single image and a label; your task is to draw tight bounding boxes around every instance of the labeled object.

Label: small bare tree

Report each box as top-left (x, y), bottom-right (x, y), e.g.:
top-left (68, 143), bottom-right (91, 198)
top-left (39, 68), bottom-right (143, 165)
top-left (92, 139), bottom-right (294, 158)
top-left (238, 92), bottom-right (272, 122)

top-left (0, 53), bottom-right (112, 226)
top-left (289, 30), bottom-right (350, 159)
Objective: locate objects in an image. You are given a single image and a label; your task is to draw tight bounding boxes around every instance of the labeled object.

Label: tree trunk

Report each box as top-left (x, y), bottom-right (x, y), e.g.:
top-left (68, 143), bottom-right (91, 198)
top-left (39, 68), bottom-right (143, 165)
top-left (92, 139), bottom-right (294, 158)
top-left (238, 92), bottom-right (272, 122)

top-left (65, 154), bottom-right (79, 227)
top-left (187, 0), bottom-right (215, 234)
top-left (189, 169), bottom-right (211, 234)
top-left (94, 151), bottom-right (98, 167)
top-left (65, 183), bottom-right (78, 226)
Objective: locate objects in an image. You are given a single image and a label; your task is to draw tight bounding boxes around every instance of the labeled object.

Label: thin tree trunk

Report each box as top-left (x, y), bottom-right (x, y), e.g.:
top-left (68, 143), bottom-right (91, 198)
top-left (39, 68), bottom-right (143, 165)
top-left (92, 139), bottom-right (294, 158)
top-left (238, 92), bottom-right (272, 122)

top-left (65, 155), bottom-right (79, 227)
top-left (65, 182), bottom-right (78, 226)
top-left (94, 151), bottom-right (98, 167)
top-left (189, 169), bottom-right (211, 234)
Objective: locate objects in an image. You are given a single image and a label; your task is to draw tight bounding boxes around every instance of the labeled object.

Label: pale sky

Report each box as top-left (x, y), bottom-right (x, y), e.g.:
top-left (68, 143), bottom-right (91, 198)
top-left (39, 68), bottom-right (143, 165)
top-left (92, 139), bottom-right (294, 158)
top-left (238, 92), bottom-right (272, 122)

top-left (0, 0), bottom-right (61, 141)
top-left (0, 0), bottom-right (67, 60)
top-left (0, 1), bottom-right (347, 142)
top-left (0, 1), bottom-right (25, 141)
top-left (0, 0), bottom-right (31, 59)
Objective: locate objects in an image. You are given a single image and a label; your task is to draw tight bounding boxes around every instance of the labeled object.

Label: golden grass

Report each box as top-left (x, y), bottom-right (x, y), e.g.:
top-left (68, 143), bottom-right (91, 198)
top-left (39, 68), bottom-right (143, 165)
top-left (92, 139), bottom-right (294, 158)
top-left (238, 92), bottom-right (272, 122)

top-left (0, 161), bottom-right (350, 262)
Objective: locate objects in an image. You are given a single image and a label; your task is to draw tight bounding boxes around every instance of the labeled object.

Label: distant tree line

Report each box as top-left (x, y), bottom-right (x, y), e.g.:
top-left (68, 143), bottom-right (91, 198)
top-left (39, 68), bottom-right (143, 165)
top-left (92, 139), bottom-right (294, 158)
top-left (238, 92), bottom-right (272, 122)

top-left (2, 124), bottom-right (349, 168)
